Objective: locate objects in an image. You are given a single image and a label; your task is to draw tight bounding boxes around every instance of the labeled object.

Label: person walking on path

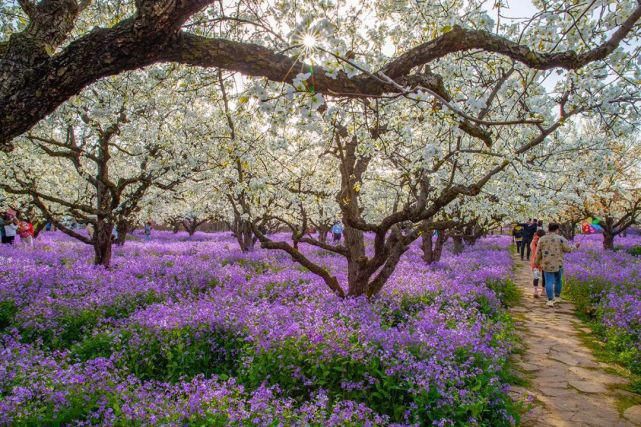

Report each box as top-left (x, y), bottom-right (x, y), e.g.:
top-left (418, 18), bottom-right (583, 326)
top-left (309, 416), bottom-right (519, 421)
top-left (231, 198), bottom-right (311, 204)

top-left (18, 217), bottom-right (34, 247)
top-left (3, 216), bottom-right (18, 245)
top-left (530, 229), bottom-right (546, 298)
top-left (512, 222), bottom-right (524, 255)
top-left (86, 222), bottom-right (94, 240)
top-left (535, 222), bottom-right (579, 307)
top-left (0, 212), bottom-right (6, 244)
top-left (331, 221), bottom-right (344, 242)
top-left (520, 219), bottom-right (537, 260)
top-left (144, 221), bottom-right (152, 241)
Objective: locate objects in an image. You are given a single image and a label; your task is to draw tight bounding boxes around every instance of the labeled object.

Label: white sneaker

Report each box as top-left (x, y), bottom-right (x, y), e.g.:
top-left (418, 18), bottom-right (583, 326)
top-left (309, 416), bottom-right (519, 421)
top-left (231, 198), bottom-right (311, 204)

top-left (546, 300), bottom-right (555, 307)
top-left (554, 296), bottom-right (563, 303)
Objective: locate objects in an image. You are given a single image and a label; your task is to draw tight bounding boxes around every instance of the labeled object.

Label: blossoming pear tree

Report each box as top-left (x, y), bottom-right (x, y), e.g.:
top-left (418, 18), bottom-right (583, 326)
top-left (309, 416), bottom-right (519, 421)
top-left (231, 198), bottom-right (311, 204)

top-left (0, 68), bottom-right (211, 266)
top-left (556, 128), bottom-right (641, 249)
top-left (2, 0), bottom-right (641, 149)
top-left (2, 0), bottom-right (641, 291)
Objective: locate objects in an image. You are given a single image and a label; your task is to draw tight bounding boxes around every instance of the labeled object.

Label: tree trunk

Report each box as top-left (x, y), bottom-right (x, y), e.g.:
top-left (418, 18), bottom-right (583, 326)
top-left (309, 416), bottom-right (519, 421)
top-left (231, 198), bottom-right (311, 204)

top-left (421, 221), bottom-right (435, 263)
top-left (366, 241), bottom-right (408, 297)
top-left (433, 231), bottom-right (447, 262)
top-left (346, 264), bottom-right (368, 297)
top-left (463, 232), bottom-right (481, 246)
top-left (93, 221), bottom-right (113, 267)
top-left (183, 218), bottom-right (201, 236)
top-left (463, 224), bottom-right (479, 246)
top-left (318, 227), bottom-right (329, 244)
top-left (422, 231), bottom-right (434, 263)
top-left (115, 220), bottom-right (128, 246)
top-left (345, 226), bottom-right (369, 297)
top-left (452, 235), bottom-right (464, 255)
top-left (235, 219), bottom-right (255, 252)
top-left (603, 217), bottom-right (616, 250)
top-left (560, 221), bottom-right (576, 241)
top-left (343, 225), bottom-right (411, 297)
top-left (603, 231), bottom-right (615, 250)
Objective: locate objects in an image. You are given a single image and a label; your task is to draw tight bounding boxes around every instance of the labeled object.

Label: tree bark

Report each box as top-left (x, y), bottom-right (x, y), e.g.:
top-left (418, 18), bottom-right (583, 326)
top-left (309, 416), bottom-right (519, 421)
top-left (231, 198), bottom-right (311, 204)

top-left (234, 218), bottom-right (255, 252)
top-left (366, 239), bottom-right (409, 297)
top-left (463, 223), bottom-right (482, 246)
top-left (115, 219), bottom-right (129, 246)
top-left (344, 225), bottom-right (370, 297)
top-left (602, 216), bottom-right (616, 250)
top-left (433, 230), bottom-right (447, 262)
top-left (317, 226), bottom-right (329, 244)
top-left (560, 221), bottom-right (576, 241)
top-left (182, 218), bottom-right (203, 236)
top-left (603, 232), bottom-right (615, 250)
top-left (93, 221), bottom-right (113, 267)
top-left (452, 235), bottom-right (464, 255)
top-left (421, 221), bottom-right (436, 263)
top-left (422, 231), bottom-right (434, 263)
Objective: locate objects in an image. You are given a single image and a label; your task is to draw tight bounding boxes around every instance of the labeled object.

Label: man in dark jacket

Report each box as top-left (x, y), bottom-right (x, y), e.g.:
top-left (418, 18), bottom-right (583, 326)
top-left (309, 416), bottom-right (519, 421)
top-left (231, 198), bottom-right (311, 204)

top-left (520, 219), bottom-right (537, 260)
top-left (512, 223), bottom-right (524, 254)
top-left (0, 212), bottom-right (6, 243)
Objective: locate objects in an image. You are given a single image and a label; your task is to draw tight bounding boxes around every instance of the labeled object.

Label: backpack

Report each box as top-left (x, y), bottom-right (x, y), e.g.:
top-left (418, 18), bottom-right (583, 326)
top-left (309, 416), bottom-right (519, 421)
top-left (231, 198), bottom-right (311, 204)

top-left (513, 226), bottom-right (523, 239)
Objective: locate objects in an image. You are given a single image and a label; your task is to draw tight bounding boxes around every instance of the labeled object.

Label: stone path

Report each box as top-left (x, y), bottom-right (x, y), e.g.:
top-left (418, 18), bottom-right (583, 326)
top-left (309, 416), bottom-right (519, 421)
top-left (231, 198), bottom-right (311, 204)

top-left (509, 255), bottom-right (641, 426)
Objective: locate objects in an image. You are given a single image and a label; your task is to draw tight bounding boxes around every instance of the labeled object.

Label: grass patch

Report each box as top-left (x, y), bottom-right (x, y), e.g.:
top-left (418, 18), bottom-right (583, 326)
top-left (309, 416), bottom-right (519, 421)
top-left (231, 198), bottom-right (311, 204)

top-left (573, 316), bottom-right (641, 401)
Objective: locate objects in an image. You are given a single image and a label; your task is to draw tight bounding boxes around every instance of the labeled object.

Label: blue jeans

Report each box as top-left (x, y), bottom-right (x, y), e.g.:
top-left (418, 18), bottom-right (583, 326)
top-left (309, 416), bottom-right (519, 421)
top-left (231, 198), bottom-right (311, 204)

top-left (543, 269), bottom-right (563, 300)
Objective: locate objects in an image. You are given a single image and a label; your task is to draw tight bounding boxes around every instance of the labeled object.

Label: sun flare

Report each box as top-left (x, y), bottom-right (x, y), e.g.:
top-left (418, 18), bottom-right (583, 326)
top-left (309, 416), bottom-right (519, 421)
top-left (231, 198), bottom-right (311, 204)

top-left (302, 33), bottom-right (317, 49)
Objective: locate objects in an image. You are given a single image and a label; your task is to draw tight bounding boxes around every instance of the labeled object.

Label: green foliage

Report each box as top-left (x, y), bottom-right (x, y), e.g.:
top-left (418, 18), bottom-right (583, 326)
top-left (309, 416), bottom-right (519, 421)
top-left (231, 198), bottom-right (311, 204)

top-left (487, 278), bottom-right (521, 308)
top-left (70, 332), bottom-right (114, 361)
top-left (602, 329), bottom-right (641, 376)
top-left (627, 246), bottom-right (641, 257)
top-left (563, 277), bottom-right (609, 317)
top-left (21, 291), bottom-right (162, 349)
top-left (240, 338), bottom-right (519, 426)
top-left (71, 325), bottom-right (246, 382)
top-left (241, 339), bottom-right (406, 421)
top-left (13, 391), bottom-right (107, 426)
top-left (221, 257), bottom-right (276, 274)
top-left (114, 327), bottom-right (245, 382)
top-left (378, 292), bottom-right (438, 328)
top-left (0, 299), bottom-right (18, 330)
top-left (564, 278), bottom-right (641, 393)
top-left (22, 308), bottom-right (102, 349)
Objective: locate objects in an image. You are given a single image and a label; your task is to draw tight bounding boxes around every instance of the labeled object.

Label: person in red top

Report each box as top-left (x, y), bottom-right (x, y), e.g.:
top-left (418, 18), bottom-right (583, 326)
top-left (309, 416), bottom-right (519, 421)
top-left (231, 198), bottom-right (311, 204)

top-left (18, 218), bottom-right (34, 247)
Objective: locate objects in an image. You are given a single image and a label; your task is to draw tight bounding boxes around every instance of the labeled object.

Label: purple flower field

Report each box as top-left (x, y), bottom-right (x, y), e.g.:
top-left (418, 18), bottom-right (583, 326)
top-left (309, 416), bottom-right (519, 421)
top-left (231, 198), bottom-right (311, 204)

top-left (563, 233), bottom-right (641, 388)
top-left (0, 231), bottom-right (520, 426)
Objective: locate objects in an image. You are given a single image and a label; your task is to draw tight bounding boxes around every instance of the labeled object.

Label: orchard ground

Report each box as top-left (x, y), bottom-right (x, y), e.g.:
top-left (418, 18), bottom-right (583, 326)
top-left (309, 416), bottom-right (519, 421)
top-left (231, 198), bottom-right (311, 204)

top-left (0, 230), bottom-right (640, 426)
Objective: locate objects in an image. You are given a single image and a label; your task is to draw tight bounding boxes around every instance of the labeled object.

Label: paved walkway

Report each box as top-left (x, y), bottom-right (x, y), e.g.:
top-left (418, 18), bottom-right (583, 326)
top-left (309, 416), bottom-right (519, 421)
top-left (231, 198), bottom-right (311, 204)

top-left (510, 255), bottom-right (641, 426)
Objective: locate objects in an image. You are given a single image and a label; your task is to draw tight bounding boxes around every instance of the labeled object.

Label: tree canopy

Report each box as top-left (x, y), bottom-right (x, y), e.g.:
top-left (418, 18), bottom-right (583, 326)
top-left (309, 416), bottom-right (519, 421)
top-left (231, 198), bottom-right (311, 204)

top-left (2, 0), bottom-right (641, 293)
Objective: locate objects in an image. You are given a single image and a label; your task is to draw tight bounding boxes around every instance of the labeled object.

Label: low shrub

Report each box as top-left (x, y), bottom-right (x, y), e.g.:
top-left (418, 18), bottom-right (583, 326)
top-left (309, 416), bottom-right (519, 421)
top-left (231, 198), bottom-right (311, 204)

top-left (97, 326), bottom-right (245, 382)
top-left (627, 246), bottom-right (641, 257)
top-left (0, 299), bottom-right (17, 330)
